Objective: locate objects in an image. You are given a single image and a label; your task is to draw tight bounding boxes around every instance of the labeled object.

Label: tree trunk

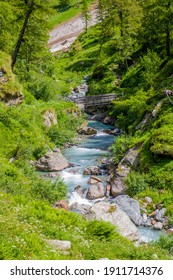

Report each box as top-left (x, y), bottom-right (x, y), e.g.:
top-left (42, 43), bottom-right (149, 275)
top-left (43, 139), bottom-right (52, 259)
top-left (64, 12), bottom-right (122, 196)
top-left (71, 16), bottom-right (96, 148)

top-left (11, 1), bottom-right (34, 69)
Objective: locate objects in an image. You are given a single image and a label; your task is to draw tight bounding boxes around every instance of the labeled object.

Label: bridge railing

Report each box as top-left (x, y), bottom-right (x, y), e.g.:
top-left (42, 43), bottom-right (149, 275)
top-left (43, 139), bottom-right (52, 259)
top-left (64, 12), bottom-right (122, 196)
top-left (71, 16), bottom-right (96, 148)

top-left (70, 93), bottom-right (117, 107)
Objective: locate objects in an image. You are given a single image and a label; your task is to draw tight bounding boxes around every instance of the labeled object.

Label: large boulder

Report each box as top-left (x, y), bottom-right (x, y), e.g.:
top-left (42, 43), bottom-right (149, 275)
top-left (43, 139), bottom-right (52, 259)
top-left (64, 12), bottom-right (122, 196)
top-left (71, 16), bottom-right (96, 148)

top-left (35, 148), bottom-right (69, 171)
top-left (86, 182), bottom-right (105, 200)
top-left (107, 174), bottom-right (126, 197)
top-left (90, 201), bottom-right (138, 241)
top-left (112, 195), bottom-right (142, 226)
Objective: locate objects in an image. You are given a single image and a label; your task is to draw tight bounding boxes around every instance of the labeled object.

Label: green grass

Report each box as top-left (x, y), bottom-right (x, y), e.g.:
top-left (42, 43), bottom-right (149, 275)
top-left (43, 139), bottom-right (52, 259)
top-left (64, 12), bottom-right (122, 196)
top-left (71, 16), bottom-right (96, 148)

top-left (49, 0), bottom-right (94, 29)
top-left (0, 190), bottom-right (172, 260)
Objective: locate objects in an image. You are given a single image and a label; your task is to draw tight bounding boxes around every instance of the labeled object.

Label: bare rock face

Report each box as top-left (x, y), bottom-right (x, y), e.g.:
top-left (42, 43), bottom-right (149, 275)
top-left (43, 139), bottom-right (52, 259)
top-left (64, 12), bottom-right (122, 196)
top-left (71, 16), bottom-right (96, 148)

top-left (35, 148), bottom-right (69, 171)
top-left (42, 109), bottom-right (57, 127)
top-left (86, 182), bottom-right (105, 200)
top-left (90, 201), bottom-right (139, 241)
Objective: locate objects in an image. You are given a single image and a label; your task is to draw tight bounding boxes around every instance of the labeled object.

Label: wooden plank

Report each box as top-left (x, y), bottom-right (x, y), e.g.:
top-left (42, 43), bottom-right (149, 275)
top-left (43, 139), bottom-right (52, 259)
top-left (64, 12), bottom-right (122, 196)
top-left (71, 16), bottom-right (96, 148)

top-left (71, 93), bottom-right (117, 106)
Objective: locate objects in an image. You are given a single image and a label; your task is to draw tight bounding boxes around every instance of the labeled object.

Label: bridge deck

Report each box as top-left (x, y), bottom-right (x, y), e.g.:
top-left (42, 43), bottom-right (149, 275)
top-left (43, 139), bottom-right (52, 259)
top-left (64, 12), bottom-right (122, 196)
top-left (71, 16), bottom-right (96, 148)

top-left (70, 93), bottom-right (117, 107)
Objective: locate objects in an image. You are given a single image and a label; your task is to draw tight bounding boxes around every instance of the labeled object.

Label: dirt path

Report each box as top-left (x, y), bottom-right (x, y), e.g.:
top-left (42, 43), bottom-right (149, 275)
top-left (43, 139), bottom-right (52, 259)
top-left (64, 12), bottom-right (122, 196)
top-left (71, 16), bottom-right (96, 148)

top-left (49, 2), bottom-right (98, 53)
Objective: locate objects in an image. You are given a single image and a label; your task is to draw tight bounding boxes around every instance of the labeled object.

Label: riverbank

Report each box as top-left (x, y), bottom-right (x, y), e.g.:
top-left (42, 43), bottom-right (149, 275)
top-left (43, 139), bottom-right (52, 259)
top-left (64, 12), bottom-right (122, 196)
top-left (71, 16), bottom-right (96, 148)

top-left (49, 118), bottom-right (166, 244)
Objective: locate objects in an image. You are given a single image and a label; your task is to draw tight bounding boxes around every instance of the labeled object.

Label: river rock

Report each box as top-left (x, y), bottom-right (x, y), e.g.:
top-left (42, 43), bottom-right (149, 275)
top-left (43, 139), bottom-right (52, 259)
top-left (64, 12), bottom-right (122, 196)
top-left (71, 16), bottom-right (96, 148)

top-left (107, 175), bottom-right (126, 197)
top-left (167, 228), bottom-right (173, 234)
top-left (83, 166), bottom-right (101, 175)
top-left (88, 176), bottom-right (103, 184)
top-left (70, 202), bottom-right (92, 216)
top-left (78, 126), bottom-right (97, 135)
top-left (102, 116), bottom-right (114, 124)
top-left (90, 201), bottom-right (138, 241)
top-left (35, 148), bottom-right (69, 171)
top-left (155, 208), bottom-right (167, 222)
top-left (112, 195), bottom-right (142, 226)
top-left (46, 240), bottom-right (71, 251)
top-left (89, 113), bottom-right (107, 122)
top-left (54, 200), bottom-right (69, 210)
top-left (153, 222), bottom-right (163, 230)
top-left (74, 185), bottom-right (84, 197)
top-left (86, 182), bottom-right (105, 200)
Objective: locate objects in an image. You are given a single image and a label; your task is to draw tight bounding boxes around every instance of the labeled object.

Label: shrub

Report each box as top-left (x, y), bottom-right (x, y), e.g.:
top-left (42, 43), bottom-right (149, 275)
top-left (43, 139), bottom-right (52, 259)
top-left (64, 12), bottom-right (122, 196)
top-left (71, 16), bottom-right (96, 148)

top-left (86, 220), bottom-right (117, 241)
top-left (110, 135), bottom-right (131, 164)
top-left (155, 235), bottom-right (173, 254)
top-left (125, 171), bottom-right (149, 196)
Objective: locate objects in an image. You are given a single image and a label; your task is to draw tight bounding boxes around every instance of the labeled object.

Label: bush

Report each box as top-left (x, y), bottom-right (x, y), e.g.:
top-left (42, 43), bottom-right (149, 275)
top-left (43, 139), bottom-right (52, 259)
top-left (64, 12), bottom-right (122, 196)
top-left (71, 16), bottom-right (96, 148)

top-left (86, 220), bottom-right (117, 241)
top-left (110, 135), bottom-right (131, 164)
top-left (27, 72), bottom-right (59, 101)
top-left (155, 235), bottom-right (173, 254)
top-left (110, 88), bottom-right (155, 132)
top-left (125, 171), bottom-right (149, 196)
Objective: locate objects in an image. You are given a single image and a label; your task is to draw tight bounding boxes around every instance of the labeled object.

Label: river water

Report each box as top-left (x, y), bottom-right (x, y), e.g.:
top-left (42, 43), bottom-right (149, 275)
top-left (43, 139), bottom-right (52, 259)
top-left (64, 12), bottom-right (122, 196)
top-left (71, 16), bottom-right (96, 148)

top-left (61, 120), bottom-right (164, 243)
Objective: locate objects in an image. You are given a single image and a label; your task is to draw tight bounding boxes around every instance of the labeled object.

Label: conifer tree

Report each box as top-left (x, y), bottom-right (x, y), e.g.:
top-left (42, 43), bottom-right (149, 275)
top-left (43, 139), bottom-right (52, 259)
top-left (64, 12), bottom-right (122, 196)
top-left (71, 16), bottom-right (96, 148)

top-left (82, 0), bottom-right (91, 32)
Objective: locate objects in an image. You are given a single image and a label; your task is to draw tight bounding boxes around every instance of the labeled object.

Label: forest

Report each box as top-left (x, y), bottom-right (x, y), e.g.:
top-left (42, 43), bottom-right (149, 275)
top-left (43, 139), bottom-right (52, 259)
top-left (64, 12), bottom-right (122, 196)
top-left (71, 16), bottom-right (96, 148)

top-left (0, 0), bottom-right (173, 259)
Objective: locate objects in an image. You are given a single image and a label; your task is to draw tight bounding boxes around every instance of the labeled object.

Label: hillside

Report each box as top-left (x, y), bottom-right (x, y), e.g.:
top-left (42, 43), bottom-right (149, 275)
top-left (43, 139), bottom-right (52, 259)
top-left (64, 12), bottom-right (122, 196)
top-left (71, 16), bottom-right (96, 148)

top-left (0, 0), bottom-right (173, 260)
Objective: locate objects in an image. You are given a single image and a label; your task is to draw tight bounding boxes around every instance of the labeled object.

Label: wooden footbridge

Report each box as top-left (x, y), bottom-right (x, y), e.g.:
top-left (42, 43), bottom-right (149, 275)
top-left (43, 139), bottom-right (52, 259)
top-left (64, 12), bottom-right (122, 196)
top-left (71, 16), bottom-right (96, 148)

top-left (69, 93), bottom-right (117, 108)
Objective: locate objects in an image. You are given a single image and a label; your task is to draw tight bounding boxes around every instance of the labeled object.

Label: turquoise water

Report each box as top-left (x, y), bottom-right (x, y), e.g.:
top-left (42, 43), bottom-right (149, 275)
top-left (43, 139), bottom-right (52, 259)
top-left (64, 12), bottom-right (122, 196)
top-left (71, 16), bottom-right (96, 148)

top-left (61, 121), bottom-right (115, 191)
top-left (61, 120), bottom-right (164, 243)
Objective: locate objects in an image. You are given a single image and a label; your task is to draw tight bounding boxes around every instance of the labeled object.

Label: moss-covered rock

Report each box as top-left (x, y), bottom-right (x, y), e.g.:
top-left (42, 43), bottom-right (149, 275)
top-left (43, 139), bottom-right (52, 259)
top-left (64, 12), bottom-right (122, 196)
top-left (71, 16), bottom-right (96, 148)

top-left (0, 51), bottom-right (23, 104)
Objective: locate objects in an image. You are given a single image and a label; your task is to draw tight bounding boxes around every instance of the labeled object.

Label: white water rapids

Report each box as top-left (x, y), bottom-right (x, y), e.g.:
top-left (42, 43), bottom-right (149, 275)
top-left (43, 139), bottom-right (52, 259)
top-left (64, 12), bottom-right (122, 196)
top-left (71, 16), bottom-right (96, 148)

top-left (60, 120), bottom-right (165, 243)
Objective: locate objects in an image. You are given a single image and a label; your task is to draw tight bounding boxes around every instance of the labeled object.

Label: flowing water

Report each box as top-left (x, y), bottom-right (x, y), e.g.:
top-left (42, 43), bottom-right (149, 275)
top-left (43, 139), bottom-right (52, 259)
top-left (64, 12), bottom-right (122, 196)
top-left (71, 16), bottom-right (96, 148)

top-left (61, 120), bottom-right (165, 243)
top-left (61, 121), bottom-right (114, 192)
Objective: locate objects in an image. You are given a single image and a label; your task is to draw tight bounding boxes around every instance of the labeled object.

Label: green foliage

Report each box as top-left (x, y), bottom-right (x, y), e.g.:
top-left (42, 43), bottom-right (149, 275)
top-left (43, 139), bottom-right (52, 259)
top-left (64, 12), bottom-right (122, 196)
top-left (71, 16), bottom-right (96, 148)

top-left (86, 220), bottom-right (117, 241)
top-left (110, 89), bottom-right (155, 132)
top-left (125, 171), bottom-right (149, 196)
top-left (0, 51), bottom-right (22, 100)
top-left (0, 190), bottom-right (171, 260)
top-left (110, 135), bottom-right (131, 164)
top-left (155, 235), bottom-right (173, 254)
top-left (27, 71), bottom-right (60, 101)
top-left (140, 50), bottom-right (162, 88)
top-left (0, 159), bottom-right (67, 203)
top-left (150, 107), bottom-right (173, 157)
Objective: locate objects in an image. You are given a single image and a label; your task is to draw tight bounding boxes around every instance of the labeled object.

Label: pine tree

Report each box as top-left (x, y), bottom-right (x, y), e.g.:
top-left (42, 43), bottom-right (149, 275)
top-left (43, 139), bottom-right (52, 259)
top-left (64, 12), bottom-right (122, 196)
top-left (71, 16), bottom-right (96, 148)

top-left (8, 0), bottom-right (53, 70)
top-left (140, 0), bottom-right (173, 57)
top-left (97, 0), bottom-right (143, 64)
top-left (82, 0), bottom-right (91, 32)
